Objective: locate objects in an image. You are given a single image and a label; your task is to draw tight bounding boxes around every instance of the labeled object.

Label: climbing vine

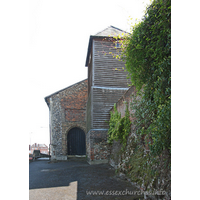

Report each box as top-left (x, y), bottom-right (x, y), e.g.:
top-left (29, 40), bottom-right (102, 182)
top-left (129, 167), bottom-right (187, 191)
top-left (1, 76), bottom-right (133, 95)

top-left (108, 0), bottom-right (171, 158)
top-left (108, 0), bottom-right (171, 197)
top-left (108, 103), bottom-right (131, 150)
top-left (124, 0), bottom-right (171, 157)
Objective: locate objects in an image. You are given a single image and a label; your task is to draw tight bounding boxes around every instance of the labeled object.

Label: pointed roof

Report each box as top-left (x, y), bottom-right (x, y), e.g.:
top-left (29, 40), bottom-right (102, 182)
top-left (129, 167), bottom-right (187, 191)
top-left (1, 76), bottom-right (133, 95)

top-left (95, 25), bottom-right (127, 37)
top-left (85, 26), bottom-right (128, 67)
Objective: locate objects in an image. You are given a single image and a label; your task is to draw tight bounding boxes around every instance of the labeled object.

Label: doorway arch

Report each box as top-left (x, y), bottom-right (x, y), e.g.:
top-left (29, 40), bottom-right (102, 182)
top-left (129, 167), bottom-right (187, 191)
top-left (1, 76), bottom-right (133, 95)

top-left (67, 127), bottom-right (86, 155)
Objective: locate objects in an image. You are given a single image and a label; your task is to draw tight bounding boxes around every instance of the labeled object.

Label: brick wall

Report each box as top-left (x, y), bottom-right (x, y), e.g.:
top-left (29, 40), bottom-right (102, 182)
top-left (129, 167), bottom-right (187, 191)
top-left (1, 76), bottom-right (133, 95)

top-left (109, 86), bottom-right (137, 168)
top-left (110, 85), bottom-right (136, 120)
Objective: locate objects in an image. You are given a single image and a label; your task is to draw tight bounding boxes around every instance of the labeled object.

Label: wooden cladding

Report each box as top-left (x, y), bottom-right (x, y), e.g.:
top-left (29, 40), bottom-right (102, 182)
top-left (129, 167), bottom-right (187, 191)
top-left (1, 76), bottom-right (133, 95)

top-left (86, 37), bottom-right (131, 131)
top-left (67, 127), bottom-right (86, 155)
top-left (92, 87), bottom-right (128, 129)
top-left (93, 40), bottom-right (131, 88)
top-left (86, 92), bottom-right (92, 132)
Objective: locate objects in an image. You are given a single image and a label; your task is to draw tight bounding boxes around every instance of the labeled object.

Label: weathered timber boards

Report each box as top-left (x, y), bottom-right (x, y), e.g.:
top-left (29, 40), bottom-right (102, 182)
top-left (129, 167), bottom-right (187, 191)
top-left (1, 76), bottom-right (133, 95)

top-left (86, 92), bottom-right (92, 132)
top-left (92, 87), bottom-right (128, 129)
top-left (93, 40), bottom-right (131, 88)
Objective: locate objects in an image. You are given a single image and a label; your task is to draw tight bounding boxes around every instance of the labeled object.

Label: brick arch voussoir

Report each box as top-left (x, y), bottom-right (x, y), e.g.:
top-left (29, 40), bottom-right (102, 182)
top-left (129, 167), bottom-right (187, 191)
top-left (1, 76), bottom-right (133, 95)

top-left (66, 125), bottom-right (86, 138)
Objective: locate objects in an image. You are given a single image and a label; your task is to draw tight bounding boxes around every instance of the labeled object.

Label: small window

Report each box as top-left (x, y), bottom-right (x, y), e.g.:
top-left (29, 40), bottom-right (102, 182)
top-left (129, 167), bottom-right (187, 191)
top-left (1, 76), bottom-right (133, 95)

top-left (115, 41), bottom-right (121, 48)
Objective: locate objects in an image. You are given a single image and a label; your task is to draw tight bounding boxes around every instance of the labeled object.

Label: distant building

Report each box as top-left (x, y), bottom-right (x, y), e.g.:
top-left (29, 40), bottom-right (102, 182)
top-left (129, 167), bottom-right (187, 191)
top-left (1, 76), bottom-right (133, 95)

top-left (30, 143), bottom-right (49, 154)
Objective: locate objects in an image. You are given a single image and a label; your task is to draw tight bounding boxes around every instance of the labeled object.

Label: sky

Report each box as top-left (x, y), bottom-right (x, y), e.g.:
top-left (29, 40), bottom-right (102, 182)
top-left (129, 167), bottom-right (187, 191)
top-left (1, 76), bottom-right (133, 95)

top-left (28, 0), bottom-right (151, 146)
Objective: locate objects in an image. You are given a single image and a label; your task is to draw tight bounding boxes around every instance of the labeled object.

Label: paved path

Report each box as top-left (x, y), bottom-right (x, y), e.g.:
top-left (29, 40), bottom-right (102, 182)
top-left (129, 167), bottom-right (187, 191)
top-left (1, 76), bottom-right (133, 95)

top-left (29, 158), bottom-right (144, 200)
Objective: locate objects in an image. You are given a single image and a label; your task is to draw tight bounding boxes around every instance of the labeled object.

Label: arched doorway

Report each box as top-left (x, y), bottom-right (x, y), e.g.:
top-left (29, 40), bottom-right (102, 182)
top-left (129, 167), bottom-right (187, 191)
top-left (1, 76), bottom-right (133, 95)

top-left (67, 127), bottom-right (86, 155)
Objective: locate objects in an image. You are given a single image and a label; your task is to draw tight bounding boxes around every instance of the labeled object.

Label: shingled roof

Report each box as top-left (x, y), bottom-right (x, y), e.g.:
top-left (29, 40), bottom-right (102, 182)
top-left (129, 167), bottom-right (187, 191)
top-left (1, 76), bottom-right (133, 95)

top-left (95, 25), bottom-right (127, 37)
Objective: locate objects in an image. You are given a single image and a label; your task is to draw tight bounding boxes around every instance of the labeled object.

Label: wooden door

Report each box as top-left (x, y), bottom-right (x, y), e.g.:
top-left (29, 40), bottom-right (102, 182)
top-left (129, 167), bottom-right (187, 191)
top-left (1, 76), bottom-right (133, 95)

top-left (67, 128), bottom-right (86, 155)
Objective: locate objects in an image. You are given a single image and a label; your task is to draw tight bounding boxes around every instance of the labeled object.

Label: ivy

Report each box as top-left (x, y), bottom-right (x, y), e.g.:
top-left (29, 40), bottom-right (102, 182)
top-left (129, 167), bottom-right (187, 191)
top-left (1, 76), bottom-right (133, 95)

top-left (122, 0), bottom-right (171, 156)
top-left (108, 103), bottom-right (131, 150)
top-left (108, 0), bottom-right (171, 197)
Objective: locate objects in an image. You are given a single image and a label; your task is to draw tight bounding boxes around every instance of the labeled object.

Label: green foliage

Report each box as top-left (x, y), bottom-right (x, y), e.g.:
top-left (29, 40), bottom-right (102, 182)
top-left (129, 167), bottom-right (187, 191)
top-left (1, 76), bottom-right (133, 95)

top-left (123, 0), bottom-right (171, 89)
top-left (125, 144), bottom-right (170, 192)
top-left (116, 132), bottom-right (170, 192)
top-left (110, 0), bottom-right (171, 195)
top-left (122, 0), bottom-right (171, 156)
top-left (126, 145), bottom-right (153, 187)
top-left (108, 104), bottom-right (131, 150)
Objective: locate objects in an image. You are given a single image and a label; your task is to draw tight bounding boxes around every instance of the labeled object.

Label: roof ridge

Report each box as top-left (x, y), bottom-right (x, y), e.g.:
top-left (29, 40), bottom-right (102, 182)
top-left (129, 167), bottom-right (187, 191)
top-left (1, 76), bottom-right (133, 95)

top-left (44, 79), bottom-right (88, 102)
top-left (94, 25), bottom-right (128, 36)
top-left (109, 25), bottom-right (127, 33)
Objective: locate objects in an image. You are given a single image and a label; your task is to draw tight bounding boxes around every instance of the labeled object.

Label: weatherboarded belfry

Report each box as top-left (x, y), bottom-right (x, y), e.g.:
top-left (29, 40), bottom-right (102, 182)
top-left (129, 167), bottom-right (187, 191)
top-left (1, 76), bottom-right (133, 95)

top-left (85, 26), bottom-right (131, 164)
top-left (45, 26), bottom-right (131, 163)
